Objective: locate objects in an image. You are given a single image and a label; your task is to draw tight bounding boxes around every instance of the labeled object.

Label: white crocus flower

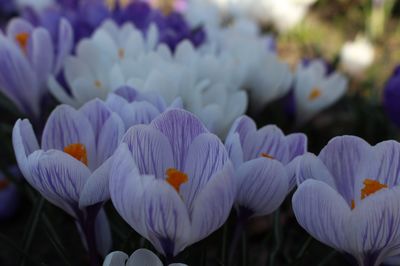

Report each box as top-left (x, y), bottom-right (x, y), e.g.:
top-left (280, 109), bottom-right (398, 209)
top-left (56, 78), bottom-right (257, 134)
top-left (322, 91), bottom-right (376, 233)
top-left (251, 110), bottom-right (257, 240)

top-left (294, 60), bottom-right (348, 125)
top-left (103, 249), bottom-right (186, 266)
top-left (340, 36), bottom-right (375, 77)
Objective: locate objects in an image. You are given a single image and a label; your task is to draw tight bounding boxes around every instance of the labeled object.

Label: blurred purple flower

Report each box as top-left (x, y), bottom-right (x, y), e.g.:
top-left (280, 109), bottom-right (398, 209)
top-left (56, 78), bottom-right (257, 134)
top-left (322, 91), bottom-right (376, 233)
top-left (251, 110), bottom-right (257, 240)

top-left (384, 65), bottom-right (400, 127)
top-left (23, 0), bottom-right (205, 50)
top-left (0, 18), bottom-right (73, 117)
top-left (109, 109), bottom-right (235, 258)
top-left (225, 115), bottom-right (307, 218)
top-left (12, 99), bottom-right (126, 260)
top-left (293, 136), bottom-right (400, 266)
top-left (105, 86), bottom-right (182, 130)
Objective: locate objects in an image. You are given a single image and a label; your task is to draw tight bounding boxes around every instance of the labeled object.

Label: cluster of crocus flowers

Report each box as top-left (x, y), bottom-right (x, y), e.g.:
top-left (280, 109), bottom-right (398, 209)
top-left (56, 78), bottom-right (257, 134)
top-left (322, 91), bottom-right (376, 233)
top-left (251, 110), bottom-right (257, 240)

top-left (293, 136), bottom-right (400, 266)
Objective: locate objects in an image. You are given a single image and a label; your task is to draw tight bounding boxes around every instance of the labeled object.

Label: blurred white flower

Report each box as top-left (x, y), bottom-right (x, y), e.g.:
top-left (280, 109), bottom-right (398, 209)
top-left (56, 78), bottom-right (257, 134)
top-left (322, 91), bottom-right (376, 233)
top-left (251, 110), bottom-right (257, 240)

top-left (103, 249), bottom-right (186, 266)
top-left (294, 59), bottom-right (348, 124)
top-left (340, 36), bottom-right (375, 77)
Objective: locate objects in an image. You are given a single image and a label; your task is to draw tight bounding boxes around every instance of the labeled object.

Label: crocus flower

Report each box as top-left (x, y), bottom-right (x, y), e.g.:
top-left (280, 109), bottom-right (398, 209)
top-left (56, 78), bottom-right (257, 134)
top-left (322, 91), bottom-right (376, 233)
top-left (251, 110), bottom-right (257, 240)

top-left (0, 17), bottom-right (73, 117)
top-left (293, 136), bottom-right (400, 266)
top-left (0, 172), bottom-right (19, 220)
top-left (12, 99), bottom-right (125, 262)
top-left (383, 65), bottom-right (400, 127)
top-left (109, 109), bottom-right (235, 258)
top-left (293, 59), bottom-right (348, 125)
top-left (340, 36), bottom-right (375, 77)
top-left (105, 86), bottom-right (182, 129)
top-left (103, 249), bottom-right (187, 266)
top-left (226, 115), bottom-right (306, 218)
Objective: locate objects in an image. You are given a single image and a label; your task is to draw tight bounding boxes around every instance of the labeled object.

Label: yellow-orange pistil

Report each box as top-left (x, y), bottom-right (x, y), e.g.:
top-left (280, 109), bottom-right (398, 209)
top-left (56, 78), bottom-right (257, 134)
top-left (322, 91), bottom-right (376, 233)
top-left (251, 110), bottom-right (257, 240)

top-left (165, 168), bottom-right (188, 193)
top-left (261, 153), bottom-right (274, 159)
top-left (64, 143), bottom-right (88, 166)
top-left (15, 32), bottom-right (30, 53)
top-left (308, 88), bottom-right (322, 101)
top-left (351, 179), bottom-right (387, 209)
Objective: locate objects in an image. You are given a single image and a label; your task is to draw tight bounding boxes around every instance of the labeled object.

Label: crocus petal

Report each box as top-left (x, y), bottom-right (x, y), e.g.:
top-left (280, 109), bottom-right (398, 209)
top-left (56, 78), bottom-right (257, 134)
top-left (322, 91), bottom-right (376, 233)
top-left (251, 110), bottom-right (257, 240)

top-left (286, 133), bottom-right (307, 160)
top-left (120, 102), bottom-right (161, 129)
top-left (142, 179), bottom-right (191, 256)
top-left (12, 119), bottom-right (39, 178)
top-left (126, 249), bottom-right (163, 266)
top-left (27, 150), bottom-right (91, 217)
top-left (347, 186), bottom-right (400, 266)
top-left (122, 125), bottom-right (174, 179)
top-left (189, 164), bottom-right (234, 243)
top-left (54, 19), bottom-right (74, 74)
top-left (318, 136), bottom-right (370, 204)
top-left (103, 251), bottom-right (128, 266)
top-left (151, 109), bottom-right (208, 169)
top-left (181, 133), bottom-right (230, 209)
top-left (79, 157), bottom-right (113, 208)
top-left (225, 132), bottom-right (243, 168)
top-left (95, 208), bottom-right (112, 257)
top-left (227, 115), bottom-right (257, 146)
top-left (109, 144), bottom-right (149, 237)
top-left (41, 105), bottom-right (96, 169)
top-left (292, 179), bottom-right (351, 251)
top-left (6, 18), bottom-right (34, 39)
top-left (242, 125), bottom-right (289, 163)
top-left (235, 158), bottom-right (289, 217)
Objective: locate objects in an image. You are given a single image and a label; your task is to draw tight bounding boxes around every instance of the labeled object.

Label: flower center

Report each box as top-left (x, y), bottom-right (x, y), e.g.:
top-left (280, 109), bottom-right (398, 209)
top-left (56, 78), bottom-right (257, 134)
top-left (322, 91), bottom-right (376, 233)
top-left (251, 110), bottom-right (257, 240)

top-left (118, 48), bottom-right (125, 59)
top-left (94, 80), bottom-right (102, 89)
top-left (261, 152), bottom-right (274, 159)
top-left (165, 168), bottom-right (188, 193)
top-left (15, 32), bottom-right (29, 53)
top-left (0, 179), bottom-right (10, 191)
top-left (308, 88), bottom-right (322, 101)
top-left (64, 143), bottom-right (88, 166)
top-left (351, 179), bottom-right (387, 209)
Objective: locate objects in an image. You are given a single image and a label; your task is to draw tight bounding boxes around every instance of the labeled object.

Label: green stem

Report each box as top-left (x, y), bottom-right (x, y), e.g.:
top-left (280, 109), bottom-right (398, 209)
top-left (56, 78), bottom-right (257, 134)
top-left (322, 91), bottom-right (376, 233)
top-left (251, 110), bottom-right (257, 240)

top-left (0, 233), bottom-right (42, 266)
top-left (220, 223), bottom-right (228, 265)
top-left (268, 209), bottom-right (282, 266)
top-left (241, 229), bottom-right (247, 266)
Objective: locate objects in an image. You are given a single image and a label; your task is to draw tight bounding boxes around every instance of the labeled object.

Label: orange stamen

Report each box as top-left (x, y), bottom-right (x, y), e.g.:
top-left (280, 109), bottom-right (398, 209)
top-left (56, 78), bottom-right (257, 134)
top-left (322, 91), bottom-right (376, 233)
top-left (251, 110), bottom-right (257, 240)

top-left (308, 88), bottom-right (322, 101)
top-left (94, 80), bottom-right (102, 89)
top-left (15, 32), bottom-right (30, 53)
top-left (0, 179), bottom-right (10, 191)
top-left (165, 168), bottom-right (188, 193)
top-left (64, 143), bottom-right (88, 166)
top-left (361, 179), bottom-right (387, 199)
top-left (261, 153), bottom-right (274, 159)
top-left (351, 179), bottom-right (387, 209)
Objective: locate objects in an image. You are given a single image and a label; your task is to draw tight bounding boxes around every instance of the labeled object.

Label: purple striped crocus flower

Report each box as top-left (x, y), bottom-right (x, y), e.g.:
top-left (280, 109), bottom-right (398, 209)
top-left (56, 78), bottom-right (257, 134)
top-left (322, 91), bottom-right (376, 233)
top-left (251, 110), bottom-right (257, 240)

top-left (0, 17), bottom-right (73, 117)
top-left (105, 86), bottom-right (182, 130)
top-left (225, 115), bottom-right (307, 219)
top-left (12, 99), bottom-right (125, 264)
top-left (293, 136), bottom-right (400, 266)
top-left (109, 109), bottom-right (235, 259)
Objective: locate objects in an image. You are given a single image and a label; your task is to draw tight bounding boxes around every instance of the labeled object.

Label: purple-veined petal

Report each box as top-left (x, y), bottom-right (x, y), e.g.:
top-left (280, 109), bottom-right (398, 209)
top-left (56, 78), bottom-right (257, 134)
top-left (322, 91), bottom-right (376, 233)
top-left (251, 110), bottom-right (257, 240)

top-left (122, 125), bottom-right (174, 179)
top-left (142, 179), bottom-right (191, 256)
top-left (41, 104), bottom-right (97, 170)
top-left (126, 249), bottom-right (163, 266)
top-left (120, 102), bottom-right (161, 129)
top-left (235, 158), bottom-right (289, 217)
top-left (27, 149), bottom-right (91, 217)
top-left (292, 179), bottom-right (351, 251)
top-left (189, 164), bottom-right (234, 244)
top-left (6, 18), bottom-right (34, 39)
top-left (347, 186), bottom-right (400, 266)
top-left (29, 28), bottom-right (54, 92)
top-left (225, 132), bottom-right (244, 168)
top-left (242, 125), bottom-right (290, 163)
top-left (181, 133), bottom-right (229, 210)
top-left (151, 109), bottom-right (208, 170)
top-left (79, 157), bottom-right (113, 208)
top-left (286, 133), bottom-right (307, 161)
top-left (318, 136), bottom-right (370, 205)
top-left (12, 119), bottom-right (39, 178)
top-left (109, 144), bottom-right (149, 237)
top-left (54, 19), bottom-right (74, 74)
top-left (227, 115), bottom-right (257, 147)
